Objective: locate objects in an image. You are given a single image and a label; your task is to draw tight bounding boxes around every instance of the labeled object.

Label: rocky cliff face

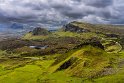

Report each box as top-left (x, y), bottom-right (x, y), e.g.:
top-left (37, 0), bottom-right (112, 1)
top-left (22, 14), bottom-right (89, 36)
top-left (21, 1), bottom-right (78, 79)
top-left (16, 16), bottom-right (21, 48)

top-left (63, 23), bottom-right (90, 33)
top-left (32, 27), bottom-right (50, 35)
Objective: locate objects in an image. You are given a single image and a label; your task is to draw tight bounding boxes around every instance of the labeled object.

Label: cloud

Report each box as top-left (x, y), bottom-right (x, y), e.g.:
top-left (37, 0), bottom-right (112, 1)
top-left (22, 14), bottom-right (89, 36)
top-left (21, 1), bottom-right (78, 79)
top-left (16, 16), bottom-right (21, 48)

top-left (0, 0), bottom-right (124, 30)
top-left (83, 0), bottom-right (113, 7)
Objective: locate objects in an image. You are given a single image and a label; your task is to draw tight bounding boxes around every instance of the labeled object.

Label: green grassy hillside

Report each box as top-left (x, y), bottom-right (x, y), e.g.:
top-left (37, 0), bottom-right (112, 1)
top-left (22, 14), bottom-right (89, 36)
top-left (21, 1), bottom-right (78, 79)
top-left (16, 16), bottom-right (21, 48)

top-left (68, 21), bottom-right (124, 35)
top-left (0, 46), bottom-right (124, 83)
top-left (0, 21), bottom-right (124, 83)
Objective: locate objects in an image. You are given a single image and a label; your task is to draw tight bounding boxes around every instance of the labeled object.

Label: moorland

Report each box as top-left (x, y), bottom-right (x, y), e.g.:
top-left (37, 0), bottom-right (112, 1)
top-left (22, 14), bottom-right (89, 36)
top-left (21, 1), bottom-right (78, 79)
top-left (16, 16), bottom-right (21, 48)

top-left (0, 21), bottom-right (124, 83)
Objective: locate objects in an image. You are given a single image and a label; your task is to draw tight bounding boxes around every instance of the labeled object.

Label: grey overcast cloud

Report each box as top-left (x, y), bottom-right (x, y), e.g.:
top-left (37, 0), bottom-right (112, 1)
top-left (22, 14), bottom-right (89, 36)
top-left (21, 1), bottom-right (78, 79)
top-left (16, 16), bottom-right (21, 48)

top-left (0, 0), bottom-right (124, 30)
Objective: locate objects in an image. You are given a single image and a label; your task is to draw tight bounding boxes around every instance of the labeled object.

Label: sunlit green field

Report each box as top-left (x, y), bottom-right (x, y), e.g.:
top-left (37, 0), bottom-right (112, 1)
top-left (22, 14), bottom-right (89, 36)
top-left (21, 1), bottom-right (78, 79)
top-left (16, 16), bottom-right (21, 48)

top-left (0, 59), bottom-right (83, 83)
top-left (1, 22), bottom-right (124, 83)
top-left (0, 47), bottom-right (124, 83)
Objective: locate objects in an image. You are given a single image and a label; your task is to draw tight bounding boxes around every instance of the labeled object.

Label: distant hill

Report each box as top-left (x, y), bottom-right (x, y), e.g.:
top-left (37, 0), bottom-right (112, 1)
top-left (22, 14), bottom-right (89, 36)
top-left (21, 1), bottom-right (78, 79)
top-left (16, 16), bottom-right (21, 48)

top-left (63, 21), bottom-right (124, 36)
top-left (10, 23), bottom-right (24, 29)
top-left (32, 27), bottom-right (51, 35)
top-left (0, 21), bottom-right (124, 83)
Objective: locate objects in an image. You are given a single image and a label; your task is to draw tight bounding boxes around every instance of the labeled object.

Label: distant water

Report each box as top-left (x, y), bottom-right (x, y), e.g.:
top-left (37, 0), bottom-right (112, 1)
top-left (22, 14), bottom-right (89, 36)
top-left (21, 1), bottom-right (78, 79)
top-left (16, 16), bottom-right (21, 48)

top-left (0, 32), bottom-right (17, 41)
top-left (0, 28), bottom-right (26, 41)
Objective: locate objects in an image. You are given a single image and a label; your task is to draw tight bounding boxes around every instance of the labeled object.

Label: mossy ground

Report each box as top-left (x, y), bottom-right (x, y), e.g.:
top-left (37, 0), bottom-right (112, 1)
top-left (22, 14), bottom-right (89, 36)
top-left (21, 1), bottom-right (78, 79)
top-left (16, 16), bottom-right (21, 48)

top-left (94, 70), bottom-right (124, 83)
top-left (101, 39), bottom-right (122, 53)
top-left (22, 33), bottom-right (50, 40)
top-left (1, 22), bottom-right (124, 83)
top-left (23, 31), bottom-right (101, 41)
top-left (0, 58), bottom-right (83, 83)
top-left (0, 48), bottom-right (124, 83)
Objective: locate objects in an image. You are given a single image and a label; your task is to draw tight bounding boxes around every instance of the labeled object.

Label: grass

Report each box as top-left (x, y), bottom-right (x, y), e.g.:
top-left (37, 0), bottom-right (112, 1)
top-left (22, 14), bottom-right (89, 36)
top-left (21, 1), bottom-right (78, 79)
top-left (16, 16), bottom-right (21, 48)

top-left (50, 46), bottom-right (115, 78)
top-left (119, 51), bottom-right (124, 58)
top-left (0, 66), bottom-right (12, 76)
top-left (0, 66), bottom-right (41, 83)
top-left (0, 21), bottom-right (124, 83)
top-left (101, 38), bottom-right (122, 53)
top-left (0, 49), bottom-right (123, 83)
top-left (0, 38), bottom-right (123, 82)
top-left (38, 71), bottom-right (83, 83)
top-left (0, 50), bottom-right (8, 58)
top-left (70, 21), bottom-right (124, 35)
top-left (22, 33), bottom-right (50, 40)
top-left (22, 30), bottom-right (101, 41)
top-left (0, 59), bottom-right (84, 83)
top-left (66, 46), bottom-right (111, 77)
top-left (105, 44), bottom-right (122, 53)
top-left (0, 59), bottom-right (54, 83)
top-left (94, 68), bottom-right (124, 83)
top-left (53, 31), bottom-right (101, 39)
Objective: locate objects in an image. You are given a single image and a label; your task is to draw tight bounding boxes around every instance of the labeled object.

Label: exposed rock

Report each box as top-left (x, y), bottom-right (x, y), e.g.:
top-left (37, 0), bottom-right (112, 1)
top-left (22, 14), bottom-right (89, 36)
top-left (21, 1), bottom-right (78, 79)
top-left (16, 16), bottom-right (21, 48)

top-left (105, 34), bottom-right (119, 38)
top-left (74, 37), bottom-right (104, 50)
top-left (32, 27), bottom-right (50, 35)
top-left (63, 23), bottom-right (90, 33)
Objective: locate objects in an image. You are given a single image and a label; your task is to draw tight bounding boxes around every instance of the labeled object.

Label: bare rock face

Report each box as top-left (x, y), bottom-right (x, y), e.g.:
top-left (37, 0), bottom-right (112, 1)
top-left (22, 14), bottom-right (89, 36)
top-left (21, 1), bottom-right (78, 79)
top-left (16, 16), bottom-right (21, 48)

top-left (74, 37), bottom-right (105, 50)
top-left (105, 33), bottom-right (119, 38)
top-left (63, 23), bottom-right (90, 33)
top-left (32, 27), bottom-right (50, 35)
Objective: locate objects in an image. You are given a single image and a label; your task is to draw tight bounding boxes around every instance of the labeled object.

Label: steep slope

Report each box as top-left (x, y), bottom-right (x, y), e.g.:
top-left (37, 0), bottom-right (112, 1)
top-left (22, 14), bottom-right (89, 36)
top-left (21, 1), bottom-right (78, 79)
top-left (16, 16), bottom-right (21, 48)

top-left (23, 27), bottom-right (52, 40)
top-left (32, 27), bottom-right (51, 35)
top-left (50, 46), bottom-right (118, 78)
top-left (63, 21), bottom-right (124, 35)
top-left (0, 21), bottom-right (124, 83)
top-left (101, 38), bottom-right (122, 53)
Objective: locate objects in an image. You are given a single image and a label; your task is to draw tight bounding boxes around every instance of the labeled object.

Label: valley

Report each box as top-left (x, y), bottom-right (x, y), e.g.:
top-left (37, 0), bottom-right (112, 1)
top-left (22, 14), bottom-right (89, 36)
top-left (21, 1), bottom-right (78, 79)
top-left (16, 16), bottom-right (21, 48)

top-left (0, 21), bottom-right (124, 83)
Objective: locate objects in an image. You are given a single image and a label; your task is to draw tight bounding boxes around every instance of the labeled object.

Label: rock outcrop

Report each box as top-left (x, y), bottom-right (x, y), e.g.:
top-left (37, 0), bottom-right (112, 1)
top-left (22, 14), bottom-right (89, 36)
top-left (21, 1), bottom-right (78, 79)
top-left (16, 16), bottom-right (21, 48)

top-left (32, 27), bottom-right (50, 35)
top-left (63, 22), bottom-right (90, 33)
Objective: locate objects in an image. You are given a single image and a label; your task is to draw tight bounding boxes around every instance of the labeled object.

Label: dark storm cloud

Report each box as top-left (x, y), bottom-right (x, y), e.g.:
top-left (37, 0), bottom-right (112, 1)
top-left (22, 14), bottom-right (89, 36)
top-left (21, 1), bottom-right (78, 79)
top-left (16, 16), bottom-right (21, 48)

top-left (0, 0), bottom-right (124, 29)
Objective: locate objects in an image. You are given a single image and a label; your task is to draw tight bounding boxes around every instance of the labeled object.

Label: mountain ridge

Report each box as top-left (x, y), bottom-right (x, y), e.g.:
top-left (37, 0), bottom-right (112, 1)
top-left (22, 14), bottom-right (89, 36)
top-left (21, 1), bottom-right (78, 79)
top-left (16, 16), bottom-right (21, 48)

top-left (0, 21), bottom-right (124, 83)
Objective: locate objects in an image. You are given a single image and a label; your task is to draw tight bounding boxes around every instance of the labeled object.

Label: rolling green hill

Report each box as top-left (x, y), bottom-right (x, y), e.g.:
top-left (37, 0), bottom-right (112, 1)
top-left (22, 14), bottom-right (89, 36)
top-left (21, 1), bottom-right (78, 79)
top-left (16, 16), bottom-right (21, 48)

top-left (0, 21), bottom-right (124, 83)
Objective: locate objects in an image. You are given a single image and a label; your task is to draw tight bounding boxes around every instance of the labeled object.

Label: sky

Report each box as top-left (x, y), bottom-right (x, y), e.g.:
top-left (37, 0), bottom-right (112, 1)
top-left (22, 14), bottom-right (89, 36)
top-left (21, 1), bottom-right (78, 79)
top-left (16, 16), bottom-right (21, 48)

top-left (0, 0), bottom-right (124, 31)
